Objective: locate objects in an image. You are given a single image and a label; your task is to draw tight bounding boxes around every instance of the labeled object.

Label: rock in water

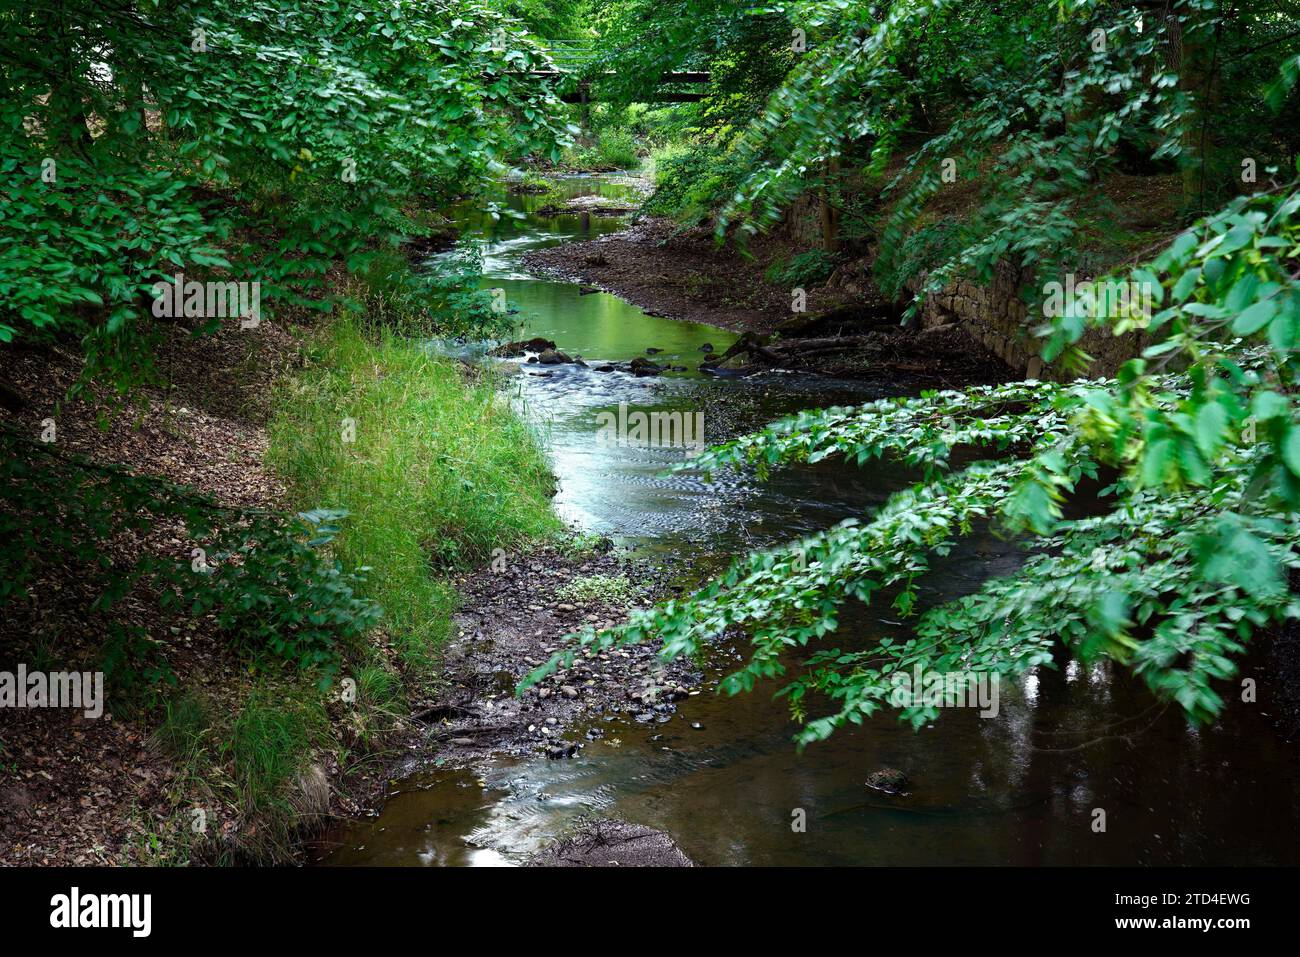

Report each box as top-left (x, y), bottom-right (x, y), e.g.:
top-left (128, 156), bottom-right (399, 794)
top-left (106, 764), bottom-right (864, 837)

top-left (490, 336), bottom-right (556, 358)
top-left (527, 820), bottom-right (694, 867)
top-left (865, 768), bottom-right (910, 794)
top-left (628, 356), bottom-right (664, 377)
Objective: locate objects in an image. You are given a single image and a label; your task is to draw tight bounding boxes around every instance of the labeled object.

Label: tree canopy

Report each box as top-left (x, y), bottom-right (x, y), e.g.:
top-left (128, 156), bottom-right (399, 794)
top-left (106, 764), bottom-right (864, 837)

top-left (0, 0), bottom-right (571, 387)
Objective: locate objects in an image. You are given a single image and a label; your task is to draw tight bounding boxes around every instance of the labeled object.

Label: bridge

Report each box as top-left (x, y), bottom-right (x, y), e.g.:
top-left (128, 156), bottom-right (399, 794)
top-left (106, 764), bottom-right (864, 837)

top-left (517, 43), bottom-right (710, 103)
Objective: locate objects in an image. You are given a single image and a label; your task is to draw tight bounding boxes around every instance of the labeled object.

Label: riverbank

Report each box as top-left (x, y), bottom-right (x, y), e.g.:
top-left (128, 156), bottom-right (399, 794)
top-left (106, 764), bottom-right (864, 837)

top-left (302, 171), bottom-right (1300, 869)
top-left (313, 535), bottom-right (712, 866)
top-left (0, 302), bottom-right (565, 864)
top-left (523, 217), bottom-right (1010, 386)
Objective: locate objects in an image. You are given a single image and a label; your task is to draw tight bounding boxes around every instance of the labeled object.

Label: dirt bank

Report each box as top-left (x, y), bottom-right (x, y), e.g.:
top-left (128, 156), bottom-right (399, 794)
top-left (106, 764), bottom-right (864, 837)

top-left (524, 218), bottom-right (844, 334)
top-left (524, 217), bottom-right (1011, 387)
top-left (0, 311), bottom-right (427, 864)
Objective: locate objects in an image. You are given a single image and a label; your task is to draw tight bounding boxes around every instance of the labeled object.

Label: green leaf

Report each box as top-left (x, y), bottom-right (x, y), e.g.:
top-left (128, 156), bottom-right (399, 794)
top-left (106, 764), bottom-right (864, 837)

top-left (1193, 401), bottom-right (1228, 460)
top-left (1283, 427), bottom-right (1300, 477)
top-left (1232, 299), bottom-right (1277, 336)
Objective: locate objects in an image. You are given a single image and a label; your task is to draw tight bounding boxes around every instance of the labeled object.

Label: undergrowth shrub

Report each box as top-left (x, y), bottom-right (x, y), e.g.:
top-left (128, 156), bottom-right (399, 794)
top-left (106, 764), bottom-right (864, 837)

top-left (0, 429), bottom-right (379, 697)
top-left (764, 250), bottom-right (838, 289)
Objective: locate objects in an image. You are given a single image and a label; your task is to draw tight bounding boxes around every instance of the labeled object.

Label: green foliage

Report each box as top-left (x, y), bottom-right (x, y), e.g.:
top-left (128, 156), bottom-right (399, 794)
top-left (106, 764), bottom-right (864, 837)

top-left (0, 0), bottom-right (571, 386)
top-left (153, 682), bottom-right (328, 861)
top-left (764, 250), bottom-right (837, 288)
top-left (177, 508), bottom-right (382, 680)
top-left (596, 1), bottom-right (1300, 315)
top-left (715, 1), bottom-right (1205, 305)
top-left (346, 245), bottom-right (515, 340)
top-left (224, 685), bottom-right (327, 819)
top-left (155, 691), bottom-right (215, 765)
top-left (562, 129), bottom-right (642, 169)
top-left (555, 573), bottom-right (638, 605)
top-left (100, 623), bottom-right (177, 711)
top-left (0, 427), bottom-right (380, 691)
top-left (1039, 185), bottom-right (1300, 509)
top-left (267, 317), bottom-right (561, 665)
top-left (642, 138), bottom-right (749, 223)
top-left (873, 219), bottom-right (965, 301)
top-left (586, 0), bottom-right (795, 131)
top-left (593, 130), bottom-right (642, 169)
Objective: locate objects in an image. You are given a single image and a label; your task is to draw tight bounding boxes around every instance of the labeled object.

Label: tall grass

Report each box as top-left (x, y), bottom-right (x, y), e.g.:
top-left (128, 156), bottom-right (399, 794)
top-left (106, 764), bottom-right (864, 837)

top-left (225, 685), bottom-right (326, 819)
top-left (562, 129), bottom-right (641, 170)
top-left (267, 318), bottom-right (560, 666)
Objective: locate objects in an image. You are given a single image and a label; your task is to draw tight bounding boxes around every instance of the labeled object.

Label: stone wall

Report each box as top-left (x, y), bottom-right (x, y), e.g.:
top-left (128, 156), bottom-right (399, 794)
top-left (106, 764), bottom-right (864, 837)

top-left (909, 262), bottom-right (1144, 381)
top-left (783, 193), bottom-right (1143, 380)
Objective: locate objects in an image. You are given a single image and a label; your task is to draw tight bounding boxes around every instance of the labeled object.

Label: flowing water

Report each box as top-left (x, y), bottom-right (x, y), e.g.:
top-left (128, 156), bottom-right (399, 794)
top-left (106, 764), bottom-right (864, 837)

top-left (322, 173), bottom-right (1300, 867)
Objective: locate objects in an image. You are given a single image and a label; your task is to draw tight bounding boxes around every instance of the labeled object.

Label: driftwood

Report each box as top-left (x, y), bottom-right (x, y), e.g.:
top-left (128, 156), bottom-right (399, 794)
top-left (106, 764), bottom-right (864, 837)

top-left (768, 335), bottom-right (875, 353)
top-left (704, 331), bottom-right (880, 371)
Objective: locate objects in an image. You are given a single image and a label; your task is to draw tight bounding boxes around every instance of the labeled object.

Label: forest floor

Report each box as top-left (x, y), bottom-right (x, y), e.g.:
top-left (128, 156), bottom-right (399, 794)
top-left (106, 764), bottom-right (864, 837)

top-left (0, 319), bottom-right (323, 864)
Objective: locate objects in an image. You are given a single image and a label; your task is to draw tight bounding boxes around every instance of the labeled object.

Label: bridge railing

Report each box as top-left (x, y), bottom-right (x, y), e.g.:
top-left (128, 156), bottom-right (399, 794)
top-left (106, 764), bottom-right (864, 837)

top-left (540, 43), bottom-right (600, 73)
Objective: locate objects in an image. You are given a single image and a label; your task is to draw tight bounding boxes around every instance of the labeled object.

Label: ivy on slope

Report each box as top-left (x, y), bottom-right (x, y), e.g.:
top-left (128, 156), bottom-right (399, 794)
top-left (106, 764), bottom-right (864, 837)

top-left (0, 427), bottom-right (380, 692)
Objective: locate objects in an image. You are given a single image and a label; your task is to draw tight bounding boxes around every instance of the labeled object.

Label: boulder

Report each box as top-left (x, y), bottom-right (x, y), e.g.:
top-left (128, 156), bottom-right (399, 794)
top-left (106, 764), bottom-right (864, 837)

top-left (865, 768), bottom-right (910, 794)
top-left (628, 356), bottom-right (664, 377)
top-left (490, 336), bottom-right (557, 358)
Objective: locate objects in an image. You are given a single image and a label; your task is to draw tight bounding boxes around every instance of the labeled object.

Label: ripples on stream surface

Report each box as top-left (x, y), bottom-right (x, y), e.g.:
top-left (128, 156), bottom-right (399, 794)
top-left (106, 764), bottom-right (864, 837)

top-left (321, 173), bottom-right (1300, 867)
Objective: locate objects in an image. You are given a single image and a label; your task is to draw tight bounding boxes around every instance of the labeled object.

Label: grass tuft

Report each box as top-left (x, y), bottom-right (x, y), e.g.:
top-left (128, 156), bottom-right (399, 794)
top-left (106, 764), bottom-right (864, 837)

top-left (267, 317), bottom-right (561, 666)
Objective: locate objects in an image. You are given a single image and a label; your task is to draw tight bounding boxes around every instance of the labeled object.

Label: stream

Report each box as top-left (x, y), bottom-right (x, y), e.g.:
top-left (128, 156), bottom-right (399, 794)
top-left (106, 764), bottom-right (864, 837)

top-left (321, 173), bottom-right (1300, 867)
